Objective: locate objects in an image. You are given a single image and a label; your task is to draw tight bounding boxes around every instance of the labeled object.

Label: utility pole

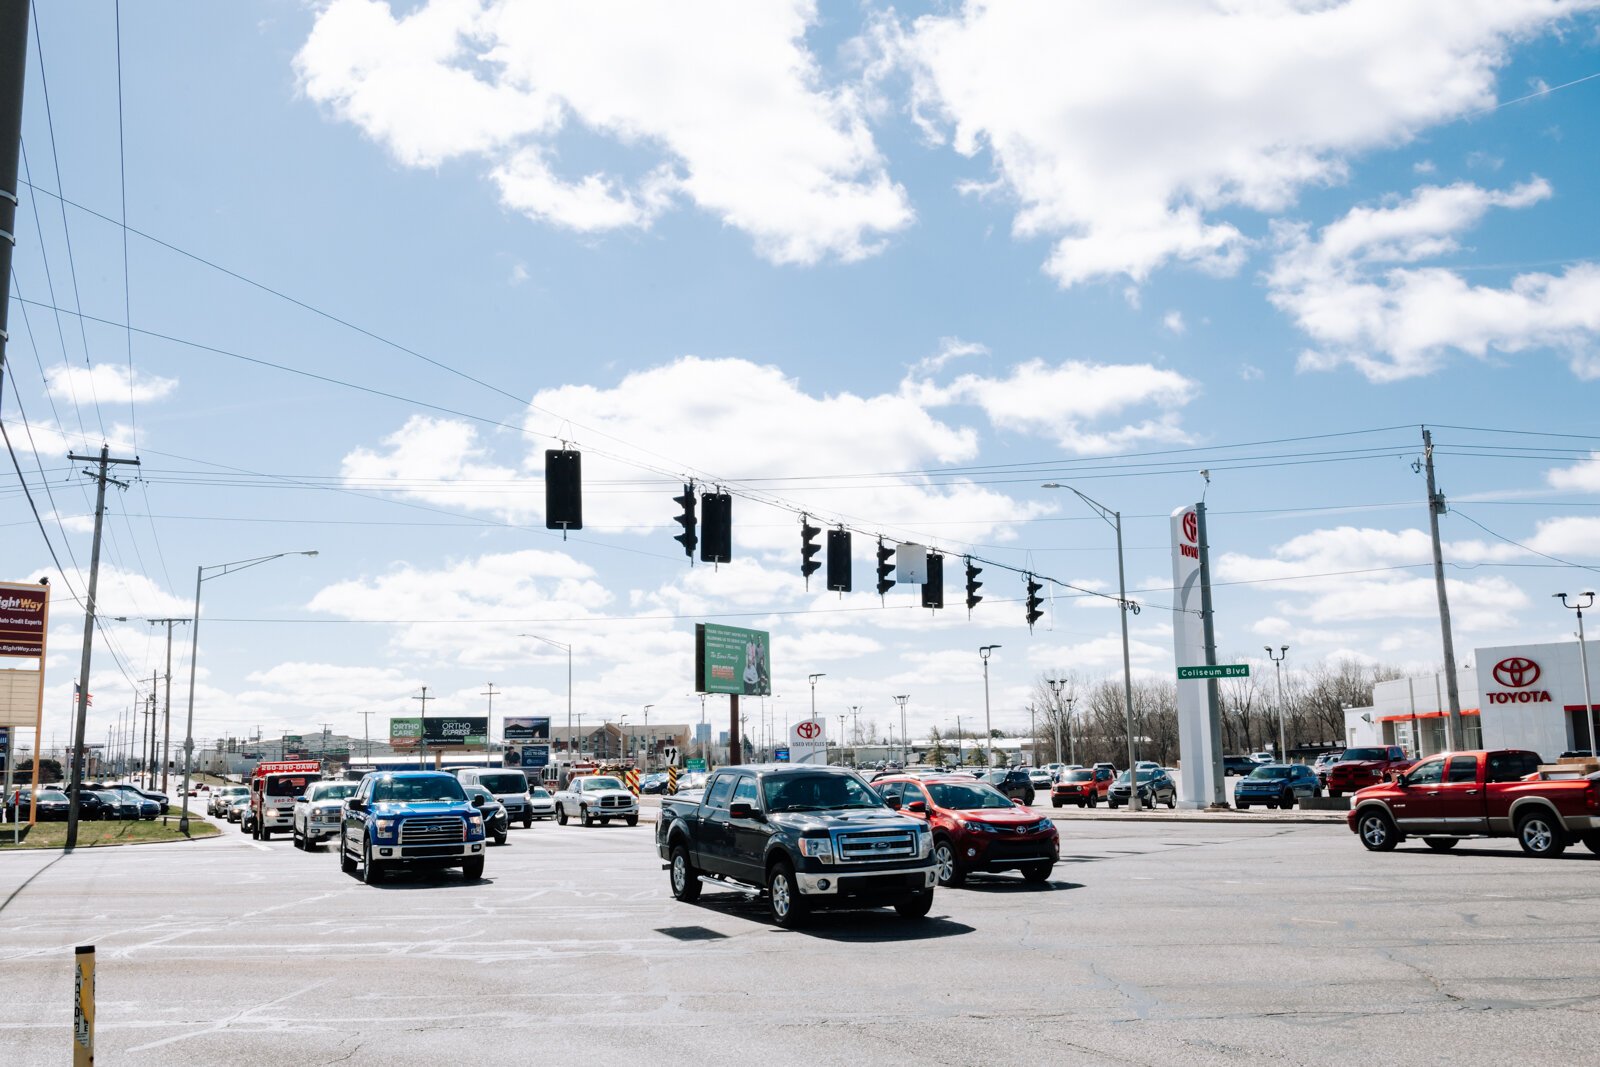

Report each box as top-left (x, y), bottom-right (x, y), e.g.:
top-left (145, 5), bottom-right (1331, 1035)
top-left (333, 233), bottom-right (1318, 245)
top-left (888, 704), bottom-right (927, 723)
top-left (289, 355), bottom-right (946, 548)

top-left (0, 0), bottom-right (30, 409)
top-left (414, 686), bottom-right (431, 768)
top-left (146, 672), bottom-right (158, 787)
top-left (319, 723), bottom-right (331, 761)
top-left (955, 714), bottom-right (963, 767)
top-left (359, 710), bottom-right (374, 761)
top-left (979, 645), bottom-right (1000, 767)
top-left (1421, 427), bottom-right (1464, 748)
top-left (838, 713), bottom-right (846, 765)
top-left (893, 695), bottom-right (909, 765)
top-left (147, 618), bottom-right (189, 792)
top-left (64, 446), bottom-right (140, 849)
top-left (482, 682), bottom-right (499, 718)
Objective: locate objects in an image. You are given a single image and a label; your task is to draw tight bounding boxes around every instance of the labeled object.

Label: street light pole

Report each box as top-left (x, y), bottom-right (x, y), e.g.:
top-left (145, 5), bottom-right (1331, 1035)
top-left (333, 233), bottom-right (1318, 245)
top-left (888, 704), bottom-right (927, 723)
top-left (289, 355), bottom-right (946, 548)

top-left (520, 634), bottom-right (573, 762)
top-left (178, 550), bottom-right (317, 834)
top-left (893, 695), bottom-right (910, 765)
top-left (808, 673), bottom-right (825, 723)
top-left (1042, 482), bottom-right (1141, 812)
top-left (1266, 645), bottom-right (1290, 761)
top-left (1556, 594), bottom-right (1598, 758)
top-left (979, 645), bottom-right (1000, 767)
top-left (642, 705), bottom-right (654, 767)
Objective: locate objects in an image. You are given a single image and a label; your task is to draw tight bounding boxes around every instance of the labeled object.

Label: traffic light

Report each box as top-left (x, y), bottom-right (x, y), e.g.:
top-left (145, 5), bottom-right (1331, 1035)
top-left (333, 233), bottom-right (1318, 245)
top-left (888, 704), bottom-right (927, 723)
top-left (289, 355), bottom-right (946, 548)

top-left (672, 483), bottom-right (697, 560)
top-left (1025, 574), bottom-right (1044, 629)
top-left (921, 552), bottom-right (944, 609)
top-left (826, 528), bottom-right (852, 592)
top-left (875, 538), bottom-right (894, 596)
top-left (700, 490), bottom-right (732, 564)
top-left (965, 558), bottom-right (983, 612)
top-left (800, 516), bottom-right (822, 585)
top-left (545, 449), bottom-right (583, 534)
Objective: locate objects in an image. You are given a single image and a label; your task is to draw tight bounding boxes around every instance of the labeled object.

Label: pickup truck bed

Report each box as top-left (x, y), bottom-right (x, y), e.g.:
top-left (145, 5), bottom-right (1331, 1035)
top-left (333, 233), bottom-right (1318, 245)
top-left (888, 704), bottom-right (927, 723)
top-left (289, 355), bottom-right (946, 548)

top-left (1348, 749), bottom-right (1600, 857)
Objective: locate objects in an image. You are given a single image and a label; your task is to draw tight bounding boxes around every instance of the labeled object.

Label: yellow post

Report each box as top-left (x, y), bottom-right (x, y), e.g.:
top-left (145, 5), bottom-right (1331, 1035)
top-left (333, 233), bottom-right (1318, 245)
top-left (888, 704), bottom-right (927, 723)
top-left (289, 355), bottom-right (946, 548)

top-left (74, 944), bottom-right (94, 1065)
top-left (668, 766), bottom-right (679, 794)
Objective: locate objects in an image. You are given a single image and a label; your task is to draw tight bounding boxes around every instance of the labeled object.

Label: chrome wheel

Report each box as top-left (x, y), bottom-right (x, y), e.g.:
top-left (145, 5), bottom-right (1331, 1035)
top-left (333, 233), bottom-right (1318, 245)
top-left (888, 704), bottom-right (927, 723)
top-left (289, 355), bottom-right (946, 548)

top-left (1358, 811), bottom-right (1396, 851)
top-left (1517, 813), bottom-right (1565, 857)
top-left (671, 853), bottom-right (688, 894)
top-left (770, 870), bottom-right (792, 919)
top-left (934, 842), bottom-right (957, 886)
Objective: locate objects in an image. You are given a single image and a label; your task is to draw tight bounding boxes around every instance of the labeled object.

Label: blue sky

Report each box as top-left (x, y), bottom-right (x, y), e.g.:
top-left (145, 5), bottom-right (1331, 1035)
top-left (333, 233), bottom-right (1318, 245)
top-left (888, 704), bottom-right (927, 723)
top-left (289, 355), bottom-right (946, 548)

top-left (6, 0), bottom-right (1600, 756)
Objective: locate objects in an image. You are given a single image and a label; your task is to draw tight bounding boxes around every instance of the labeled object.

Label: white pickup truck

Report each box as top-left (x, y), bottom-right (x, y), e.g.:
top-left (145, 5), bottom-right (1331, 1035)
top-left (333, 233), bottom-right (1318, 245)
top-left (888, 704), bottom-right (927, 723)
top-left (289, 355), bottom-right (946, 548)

top-left (553, 775), bottom-right (639, 827)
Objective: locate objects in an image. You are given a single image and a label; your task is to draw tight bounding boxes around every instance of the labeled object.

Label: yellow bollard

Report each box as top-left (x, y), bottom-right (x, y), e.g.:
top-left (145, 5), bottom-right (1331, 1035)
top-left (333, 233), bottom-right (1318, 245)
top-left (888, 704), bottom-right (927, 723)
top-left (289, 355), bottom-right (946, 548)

top-left (74, 944), bottom-right (94, 1065)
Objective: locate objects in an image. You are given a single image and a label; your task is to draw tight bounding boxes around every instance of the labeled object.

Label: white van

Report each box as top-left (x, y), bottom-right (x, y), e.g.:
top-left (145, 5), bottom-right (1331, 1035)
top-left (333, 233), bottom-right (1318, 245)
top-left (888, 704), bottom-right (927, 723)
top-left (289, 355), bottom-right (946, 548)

top-left (452, 768), bottom-right (532, 828)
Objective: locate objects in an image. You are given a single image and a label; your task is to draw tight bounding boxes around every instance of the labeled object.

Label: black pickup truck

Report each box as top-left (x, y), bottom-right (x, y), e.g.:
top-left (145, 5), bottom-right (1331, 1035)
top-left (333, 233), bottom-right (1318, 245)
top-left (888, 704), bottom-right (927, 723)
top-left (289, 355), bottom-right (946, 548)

top-left (657, 764), bottom-right (937, 928)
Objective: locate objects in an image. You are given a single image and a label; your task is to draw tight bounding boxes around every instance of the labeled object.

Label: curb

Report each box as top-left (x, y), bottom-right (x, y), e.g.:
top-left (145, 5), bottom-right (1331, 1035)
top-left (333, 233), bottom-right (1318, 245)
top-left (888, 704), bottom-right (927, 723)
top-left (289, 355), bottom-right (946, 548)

top-left (1045, 811), bottom-right (1345, 826)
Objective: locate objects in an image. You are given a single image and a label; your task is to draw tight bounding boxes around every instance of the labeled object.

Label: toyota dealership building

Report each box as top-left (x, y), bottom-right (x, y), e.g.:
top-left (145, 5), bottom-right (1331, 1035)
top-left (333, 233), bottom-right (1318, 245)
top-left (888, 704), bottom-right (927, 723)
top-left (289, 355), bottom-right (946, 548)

top-left (1344, 638), bottom-right (1599, 761)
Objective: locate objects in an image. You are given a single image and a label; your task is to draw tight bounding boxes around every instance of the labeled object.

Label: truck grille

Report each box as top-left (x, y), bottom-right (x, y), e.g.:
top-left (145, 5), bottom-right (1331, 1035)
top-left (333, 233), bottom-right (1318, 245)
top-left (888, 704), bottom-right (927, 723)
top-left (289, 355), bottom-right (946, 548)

top-left (600, 796), bottom-right (631, 809)
top-left (836, 829), bottom-right (916, 862)
top-left (400, 816), bottom-right (465, 844)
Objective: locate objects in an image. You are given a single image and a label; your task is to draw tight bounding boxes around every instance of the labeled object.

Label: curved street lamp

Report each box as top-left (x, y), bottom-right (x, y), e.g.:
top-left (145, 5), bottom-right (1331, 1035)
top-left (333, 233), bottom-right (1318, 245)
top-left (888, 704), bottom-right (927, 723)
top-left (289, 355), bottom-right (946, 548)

top-left (179, 551), bottom-right (318, 834)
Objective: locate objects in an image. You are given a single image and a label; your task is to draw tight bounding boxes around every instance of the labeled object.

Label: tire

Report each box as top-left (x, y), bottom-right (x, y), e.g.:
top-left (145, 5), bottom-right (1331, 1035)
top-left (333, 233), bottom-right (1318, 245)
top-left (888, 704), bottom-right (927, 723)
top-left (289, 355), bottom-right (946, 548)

top-left (1052, 799), bottom-right (1062, 808)
top-left (1021, 863), bottom-right (1052, 883)
top-left (1515, 810), bottom-right (1567, 857)
top-left (1236, 802), bottom-right (1249, 810)
top-left (1280, 790), bottom-right (1296, 811)
top-left (582, 806), bottom-right (595, 828)
top-left (1087, 794), bottom-right (1097, 808)
top-left (1424, 837), bottom-right (1458, 852)
top-left (1328, 790), bottom-right (1342, 799)
top-left (362, 841), bottom-right (382, 885)
top-left (493, 831), bottom-right (507, 846)
top-left (625, 814), bottom-right (639, 827)
top-left (292, 824), bottom-right (303, 849)
top-left (767, 861), bottom-right (808, 929)
top-left (669, 844), bottom-right (702, 902)
top-left (600, 818), bottom-right (610, 826)
top-left (556, 804), bottom-right (568, 826)
top-left (462, 857), bottom-right (484, 880)
top-left (1108, 799), bottom-right (1121, 809)
top-left (894, 890), bottom-right (933, 919)
top-left (1356, 809), bottom-right (1398, 852)
top-left (1583, 832), bottom-right (1600, 856)
top-left (933, 839), bottom-right (965, 887)
top-left (1166, 795), bottom-right (1176, 810)
top-left (523, 814), bottom-right (533, 829)
top-left (339, 837), bottom-right (355, 875)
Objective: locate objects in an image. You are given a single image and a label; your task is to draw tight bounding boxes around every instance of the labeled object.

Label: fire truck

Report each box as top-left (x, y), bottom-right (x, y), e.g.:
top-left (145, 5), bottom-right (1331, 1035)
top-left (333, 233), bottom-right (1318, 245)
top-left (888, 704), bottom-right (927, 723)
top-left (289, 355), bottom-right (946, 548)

top-left (249, 760), bottom-right (322, 841)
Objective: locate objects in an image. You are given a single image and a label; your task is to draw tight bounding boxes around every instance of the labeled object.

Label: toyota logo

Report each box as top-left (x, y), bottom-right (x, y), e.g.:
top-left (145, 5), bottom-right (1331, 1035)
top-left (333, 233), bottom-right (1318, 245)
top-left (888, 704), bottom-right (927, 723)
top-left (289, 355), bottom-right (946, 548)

top-left (796, 721), bottom-right (822, 739)
top-left (1182, 511), bottom-right (1198, 544)
top-left (1493, 657), bottom-right (1540, 688)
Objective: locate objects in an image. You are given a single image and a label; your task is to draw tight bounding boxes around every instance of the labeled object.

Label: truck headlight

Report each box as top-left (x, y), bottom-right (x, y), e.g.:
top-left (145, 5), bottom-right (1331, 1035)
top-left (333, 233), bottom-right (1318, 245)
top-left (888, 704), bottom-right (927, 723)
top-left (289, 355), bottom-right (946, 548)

top-left (798, 837), bottom-right (834, 863)
top-left (468, 815), bottom-right (484, 834)
top-left (917, 828), bottom-right (932, 858)
top-left (374, 819), bottom-right (395, 838)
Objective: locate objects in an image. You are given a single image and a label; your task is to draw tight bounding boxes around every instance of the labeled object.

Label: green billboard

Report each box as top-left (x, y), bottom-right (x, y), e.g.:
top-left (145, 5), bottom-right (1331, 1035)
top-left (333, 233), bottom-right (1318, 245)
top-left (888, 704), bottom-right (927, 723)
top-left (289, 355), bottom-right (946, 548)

top-left (695, 623), bottom-right (771, 696)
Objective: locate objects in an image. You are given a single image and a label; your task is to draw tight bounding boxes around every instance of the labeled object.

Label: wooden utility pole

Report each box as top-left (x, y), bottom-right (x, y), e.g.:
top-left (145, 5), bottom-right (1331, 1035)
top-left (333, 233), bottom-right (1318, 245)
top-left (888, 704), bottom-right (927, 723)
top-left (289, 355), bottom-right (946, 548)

top-left (1422, 428), bottom-right (1463, 749)
top-left (0, 0), bottom-right (29, 406)
top-left (64, 447), bottom-right (140, 848)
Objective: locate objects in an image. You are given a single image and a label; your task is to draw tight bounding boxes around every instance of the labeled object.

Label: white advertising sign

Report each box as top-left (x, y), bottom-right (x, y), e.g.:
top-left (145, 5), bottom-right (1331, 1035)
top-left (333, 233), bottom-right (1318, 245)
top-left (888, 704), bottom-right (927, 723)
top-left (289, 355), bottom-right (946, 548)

top-left (789, 719), bottom-right (828, 765)
top-left (895, 544), bottom-right (928, 584)
top-left (1171, 504), bottom-right (1218, 808)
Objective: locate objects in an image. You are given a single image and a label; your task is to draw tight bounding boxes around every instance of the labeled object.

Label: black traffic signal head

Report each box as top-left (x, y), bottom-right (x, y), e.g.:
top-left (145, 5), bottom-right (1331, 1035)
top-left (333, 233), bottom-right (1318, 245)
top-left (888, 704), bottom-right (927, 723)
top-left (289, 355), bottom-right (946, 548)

top-left (875, 538), bottom-right (895, 597)
top-left (800, 516), bottom-right (822, 584)
top-left (826, 528), bottom-right (852, 592)
top-left (965, 558), bottom-right (983, 612)
top-left (672, 483), bottom-right (697, 559)
top-left (1025, 574), bottom-right (1044, 629)
top-left (921, 553), bottom-right (944, 610)
top-left (545, 450), bottom-right (583, 533)
top-left (700, 491), bottom-right (732, 564)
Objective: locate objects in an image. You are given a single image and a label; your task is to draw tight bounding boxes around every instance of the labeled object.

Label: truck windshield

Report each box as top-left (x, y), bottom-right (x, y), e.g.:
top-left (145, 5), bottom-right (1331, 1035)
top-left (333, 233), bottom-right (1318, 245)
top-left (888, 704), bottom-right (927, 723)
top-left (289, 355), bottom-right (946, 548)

top-left (584, 777), bottom-right (625, 791)
top-left (1065, 770), bottom-right (1095, 783)
top-left (476, 773), bottom-right (528, 794)
top-left (371, 777), bottom-right (466, 803)
top-left (312, 782), bottom-right (357, 801)
top-left (763, 774), bottom-right (882, 812)
top-left (1341, 748), bottom-right (1388, 761)
top-left (266, 775), bottom-right (318, 797)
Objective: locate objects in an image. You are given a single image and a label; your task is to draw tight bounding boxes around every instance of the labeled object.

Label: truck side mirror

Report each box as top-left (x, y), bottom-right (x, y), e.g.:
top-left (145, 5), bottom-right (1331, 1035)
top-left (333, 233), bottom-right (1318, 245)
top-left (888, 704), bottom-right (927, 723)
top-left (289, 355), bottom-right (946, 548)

top-left (472, 796), bottom-right (487, 807)
top-left (884, 795), bottom-right (902, 810)
top-left (346, 797), bottom-right (364, 810)
top-left (729, 801), bottom-right (758, 820)
top-left (906, 800), bottom-right (926, 814)
top-left (295, 795), bottom-right (308, 803)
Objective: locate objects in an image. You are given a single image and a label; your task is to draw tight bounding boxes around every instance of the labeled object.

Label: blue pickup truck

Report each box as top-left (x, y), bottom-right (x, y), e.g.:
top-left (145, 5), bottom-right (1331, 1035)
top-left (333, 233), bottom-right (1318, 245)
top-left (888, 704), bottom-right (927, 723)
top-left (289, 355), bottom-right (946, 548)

top-left (657, 764), bottom-right (937, 928)
top-left (339, 771), bottom-right (488, 883)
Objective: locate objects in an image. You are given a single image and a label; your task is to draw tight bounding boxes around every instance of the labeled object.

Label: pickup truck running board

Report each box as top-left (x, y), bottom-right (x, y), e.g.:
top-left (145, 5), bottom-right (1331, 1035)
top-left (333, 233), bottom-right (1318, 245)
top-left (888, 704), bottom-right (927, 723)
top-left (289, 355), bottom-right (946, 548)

top-left (700, 875), bottom-right (761, 896)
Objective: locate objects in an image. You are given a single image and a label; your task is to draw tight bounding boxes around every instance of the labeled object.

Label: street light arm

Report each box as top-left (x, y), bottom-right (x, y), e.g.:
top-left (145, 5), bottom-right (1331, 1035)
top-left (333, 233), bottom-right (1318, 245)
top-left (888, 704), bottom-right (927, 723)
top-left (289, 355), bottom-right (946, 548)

top-left (202, 550), bottom-right (319, 582)
top-left (1041, 483), bottom-right (1116, 529)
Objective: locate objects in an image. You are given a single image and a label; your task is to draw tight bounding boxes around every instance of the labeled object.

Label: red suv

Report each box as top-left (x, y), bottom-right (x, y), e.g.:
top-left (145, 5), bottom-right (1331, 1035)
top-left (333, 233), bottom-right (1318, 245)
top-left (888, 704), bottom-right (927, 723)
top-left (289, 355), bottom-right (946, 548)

top-left (1326, 745), bottom-right (1412, 797)
top-left (1051, 767), bottom-right (1112, 808)
top-left (873, 774), bottom-right (1058, 886)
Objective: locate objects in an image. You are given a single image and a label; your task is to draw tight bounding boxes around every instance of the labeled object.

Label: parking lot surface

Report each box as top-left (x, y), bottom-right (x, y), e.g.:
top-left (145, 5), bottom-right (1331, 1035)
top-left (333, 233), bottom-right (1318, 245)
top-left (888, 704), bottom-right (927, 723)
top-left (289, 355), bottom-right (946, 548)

top-left (3, 819), bottom-right (1599, 1065)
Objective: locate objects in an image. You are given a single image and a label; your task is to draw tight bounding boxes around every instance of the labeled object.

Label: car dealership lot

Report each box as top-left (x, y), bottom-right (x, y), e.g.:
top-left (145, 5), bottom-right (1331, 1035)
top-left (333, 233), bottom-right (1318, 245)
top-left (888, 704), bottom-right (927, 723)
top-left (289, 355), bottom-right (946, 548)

top-left (3, 821), bottom-right (1599, 1065)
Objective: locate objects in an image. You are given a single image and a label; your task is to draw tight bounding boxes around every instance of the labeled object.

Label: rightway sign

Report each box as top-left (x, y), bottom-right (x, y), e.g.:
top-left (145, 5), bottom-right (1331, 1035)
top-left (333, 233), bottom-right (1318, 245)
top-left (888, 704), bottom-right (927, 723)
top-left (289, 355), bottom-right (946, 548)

top-left (1178, 664), bottom-right (1250, 680)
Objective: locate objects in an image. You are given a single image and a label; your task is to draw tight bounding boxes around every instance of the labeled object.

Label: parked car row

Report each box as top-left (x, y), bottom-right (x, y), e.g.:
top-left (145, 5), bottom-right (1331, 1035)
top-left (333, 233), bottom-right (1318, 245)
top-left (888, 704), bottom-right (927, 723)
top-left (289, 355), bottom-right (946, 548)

top-left (7, 782), bottom-right (166, 821)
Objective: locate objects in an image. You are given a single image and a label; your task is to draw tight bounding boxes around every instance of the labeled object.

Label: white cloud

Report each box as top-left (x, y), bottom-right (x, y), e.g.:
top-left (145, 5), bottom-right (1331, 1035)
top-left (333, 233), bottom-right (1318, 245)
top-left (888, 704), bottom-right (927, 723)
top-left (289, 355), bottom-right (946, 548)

top-left (899, 0), bottom-right (1591, 287)
top-left (297, 0), bottom-right (912, 264)
top-left (1549, 453), bottom-right (1600, 492)
top-left (912, 358), bottom-right (1196, 454)
top-left (340, 414), bottom-right (533, 517)
top-left (1270, 179), bottom-right (1600, 380)
top-left (46, 363), bottom-right (177, 406)
top-left (1161, 311), bottom-right (1186, 335)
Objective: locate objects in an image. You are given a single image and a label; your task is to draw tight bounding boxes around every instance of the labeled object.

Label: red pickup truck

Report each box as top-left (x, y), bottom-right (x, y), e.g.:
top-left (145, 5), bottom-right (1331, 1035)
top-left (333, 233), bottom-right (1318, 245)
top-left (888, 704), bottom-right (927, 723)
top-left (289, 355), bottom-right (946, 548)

top-left (1325, 745), bottom-right (1411, 797)
top-left (1348, 749), bottom-right (1600, 857)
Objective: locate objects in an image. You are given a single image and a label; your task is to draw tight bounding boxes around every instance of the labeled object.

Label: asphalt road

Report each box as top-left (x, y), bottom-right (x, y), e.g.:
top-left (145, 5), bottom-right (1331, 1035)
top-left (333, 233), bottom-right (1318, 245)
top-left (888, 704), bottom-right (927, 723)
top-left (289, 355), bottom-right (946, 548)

top-left (3, 816), bottom-right (1599, 1065)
